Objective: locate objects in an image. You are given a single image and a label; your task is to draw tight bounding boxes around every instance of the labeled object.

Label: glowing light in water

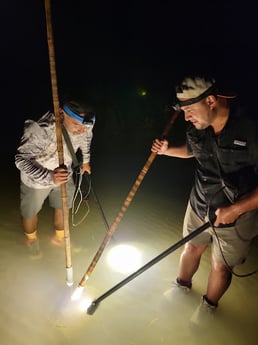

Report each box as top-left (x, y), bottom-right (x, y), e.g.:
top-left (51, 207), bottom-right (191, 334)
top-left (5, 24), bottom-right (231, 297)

top-left (107, 244), bottom-right (142, 274)
top-left (79, 298), bottom-right (93, 312)
top-left (71, 285), bottom-right (84, 301)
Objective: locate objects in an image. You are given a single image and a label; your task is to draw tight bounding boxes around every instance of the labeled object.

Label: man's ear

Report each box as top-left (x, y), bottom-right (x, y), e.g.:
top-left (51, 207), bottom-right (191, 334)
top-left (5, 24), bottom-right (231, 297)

top-left (206, 95), bottom-right (216, 108)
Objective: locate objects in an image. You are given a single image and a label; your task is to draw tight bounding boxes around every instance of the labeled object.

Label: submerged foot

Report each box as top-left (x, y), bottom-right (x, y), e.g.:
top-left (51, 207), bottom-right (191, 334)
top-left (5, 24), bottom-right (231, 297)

top-left (163, 278), bottom-right (192, 302)
top-left (190, 295), bottom-right (217, 329)
top-left (51, 236), bottom-right (64, 246)
top-left (173, 277), bottom-right (192, 293)
top-left (26, 239), bottom-right (42, 259)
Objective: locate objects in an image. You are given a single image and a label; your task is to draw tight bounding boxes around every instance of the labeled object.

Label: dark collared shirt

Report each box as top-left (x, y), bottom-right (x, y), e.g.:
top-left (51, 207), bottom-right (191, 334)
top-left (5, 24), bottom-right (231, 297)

top-left (187, 105), bottom-right (258, 220)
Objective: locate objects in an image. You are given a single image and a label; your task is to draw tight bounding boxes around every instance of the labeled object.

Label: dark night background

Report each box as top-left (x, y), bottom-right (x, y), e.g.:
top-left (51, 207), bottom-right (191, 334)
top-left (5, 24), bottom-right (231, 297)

top-left (1, 0), bottom-right (258, 171)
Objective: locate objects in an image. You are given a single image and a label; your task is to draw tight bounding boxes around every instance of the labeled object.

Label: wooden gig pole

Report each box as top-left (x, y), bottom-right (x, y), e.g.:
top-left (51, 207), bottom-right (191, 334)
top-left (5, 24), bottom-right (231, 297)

top-left (72, 106), bottom-right (181, 298)
top-left (44, 0), bottom-right (73, 286)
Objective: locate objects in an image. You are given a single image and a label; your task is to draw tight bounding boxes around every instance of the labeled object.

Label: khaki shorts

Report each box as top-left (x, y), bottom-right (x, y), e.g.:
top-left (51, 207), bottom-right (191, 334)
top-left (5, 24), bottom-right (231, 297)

top-left (20, 178), bottom-right (75, 218)
top-left (183, 201), bottom-right (258, 266)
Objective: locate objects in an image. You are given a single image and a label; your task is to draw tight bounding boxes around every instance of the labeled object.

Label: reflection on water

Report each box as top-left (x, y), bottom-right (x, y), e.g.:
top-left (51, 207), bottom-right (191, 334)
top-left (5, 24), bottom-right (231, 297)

top-left (1, 150), bottom-right (258, 345)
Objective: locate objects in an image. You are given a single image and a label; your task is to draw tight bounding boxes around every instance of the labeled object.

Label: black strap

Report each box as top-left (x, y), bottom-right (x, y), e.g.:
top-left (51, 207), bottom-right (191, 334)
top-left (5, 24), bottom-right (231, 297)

top-left (62, 125), bottom-right (81, 169)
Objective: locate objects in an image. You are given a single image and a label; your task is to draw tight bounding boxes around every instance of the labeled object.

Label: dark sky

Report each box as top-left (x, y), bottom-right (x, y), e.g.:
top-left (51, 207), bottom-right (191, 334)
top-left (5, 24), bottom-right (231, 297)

top-left (2, 0), bottom-right (258, 155)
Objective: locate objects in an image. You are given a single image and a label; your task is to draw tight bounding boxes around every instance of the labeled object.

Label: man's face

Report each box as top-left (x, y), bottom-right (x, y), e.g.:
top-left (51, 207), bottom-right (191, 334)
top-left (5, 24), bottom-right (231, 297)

top-left (63, 112), bottom-right (92, 135)
top-left (180, 98), bottom-right (213, 130)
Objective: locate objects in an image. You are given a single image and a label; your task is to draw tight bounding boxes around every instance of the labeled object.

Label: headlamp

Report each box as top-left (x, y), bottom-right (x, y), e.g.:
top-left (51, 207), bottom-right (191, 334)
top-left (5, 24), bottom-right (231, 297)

top-left (63, 104), bottom-right (95, 127)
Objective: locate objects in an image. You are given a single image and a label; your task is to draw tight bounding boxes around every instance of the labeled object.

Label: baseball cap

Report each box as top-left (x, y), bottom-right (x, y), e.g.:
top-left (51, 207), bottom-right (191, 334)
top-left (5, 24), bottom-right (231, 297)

top-left (176, 77), bottom-right (237, 107)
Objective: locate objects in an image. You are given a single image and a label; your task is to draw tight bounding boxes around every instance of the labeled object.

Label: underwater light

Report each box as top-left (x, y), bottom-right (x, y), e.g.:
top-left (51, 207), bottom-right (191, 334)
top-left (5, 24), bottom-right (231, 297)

top-left (107, 244), bottom-right (142, 274)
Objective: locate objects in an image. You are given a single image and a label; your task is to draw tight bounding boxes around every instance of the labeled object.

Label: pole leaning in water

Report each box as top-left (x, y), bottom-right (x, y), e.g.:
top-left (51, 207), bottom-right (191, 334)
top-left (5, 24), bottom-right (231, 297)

top-left (44, 0), bottom-right (73, 286)
top-left (72, 105), bottom-right (181, 299)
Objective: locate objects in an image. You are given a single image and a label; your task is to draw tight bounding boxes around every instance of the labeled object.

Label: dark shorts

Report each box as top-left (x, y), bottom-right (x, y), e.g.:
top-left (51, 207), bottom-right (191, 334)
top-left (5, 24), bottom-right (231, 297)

top-left (20, 178), bottom-right (75, 218)
top-left (183, 201), bottom-right (258, 266)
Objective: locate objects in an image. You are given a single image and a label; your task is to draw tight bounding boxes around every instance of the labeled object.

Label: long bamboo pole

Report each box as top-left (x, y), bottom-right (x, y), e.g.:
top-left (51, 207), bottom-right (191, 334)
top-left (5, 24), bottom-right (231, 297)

top-left (44, 0), bottom-right (73, 286)
top-left (72, 106), bottom-right (181, 300)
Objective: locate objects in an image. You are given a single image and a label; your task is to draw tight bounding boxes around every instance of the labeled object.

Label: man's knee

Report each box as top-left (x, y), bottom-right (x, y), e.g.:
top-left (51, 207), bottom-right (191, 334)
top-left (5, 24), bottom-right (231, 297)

top-left (183, 242), bottom-right (207, 257)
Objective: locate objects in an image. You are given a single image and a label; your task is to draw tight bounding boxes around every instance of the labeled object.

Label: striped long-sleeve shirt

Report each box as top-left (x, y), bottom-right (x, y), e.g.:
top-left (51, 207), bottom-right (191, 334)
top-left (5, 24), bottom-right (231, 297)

top-left (15, 111), bottom-right (93, 189)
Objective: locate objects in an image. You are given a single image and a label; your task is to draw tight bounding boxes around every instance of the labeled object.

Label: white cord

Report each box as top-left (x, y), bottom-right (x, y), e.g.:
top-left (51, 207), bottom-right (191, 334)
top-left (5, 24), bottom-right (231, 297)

top-left (71, 172), bottom-right (91, 227)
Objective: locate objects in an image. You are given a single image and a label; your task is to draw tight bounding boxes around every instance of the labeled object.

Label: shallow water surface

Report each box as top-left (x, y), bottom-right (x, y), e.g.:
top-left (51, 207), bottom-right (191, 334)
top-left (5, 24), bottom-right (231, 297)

top-left (1, 150), bottom-right (258, 345)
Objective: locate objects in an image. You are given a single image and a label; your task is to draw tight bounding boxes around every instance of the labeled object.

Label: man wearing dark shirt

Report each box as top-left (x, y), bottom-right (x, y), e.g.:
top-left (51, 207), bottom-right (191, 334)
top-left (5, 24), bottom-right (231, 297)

top-left (151, 76), bottom-right (258, 316)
